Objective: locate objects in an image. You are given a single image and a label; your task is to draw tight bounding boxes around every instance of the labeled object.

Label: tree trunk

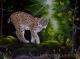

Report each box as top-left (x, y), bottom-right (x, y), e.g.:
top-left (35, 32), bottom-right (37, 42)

top-left (0, 0), bottom-right (3, 35)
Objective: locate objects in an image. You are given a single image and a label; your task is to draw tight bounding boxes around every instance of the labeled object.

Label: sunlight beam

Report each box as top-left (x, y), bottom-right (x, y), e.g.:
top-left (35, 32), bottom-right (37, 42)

top-left (46, 0), bottom-right (59, 31)
top-left (46, 0), bottom-right (52, 5)
top-left (46, 0), bottom-right (53, 19)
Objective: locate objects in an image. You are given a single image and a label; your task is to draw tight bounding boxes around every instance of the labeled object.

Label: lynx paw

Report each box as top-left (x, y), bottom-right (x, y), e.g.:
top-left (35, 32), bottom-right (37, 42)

top-left (36, 40), bottom-right (40, 44)
top-left (31, 39), bottom-right (35, 44)
top-left (31, 39), bottom-right (40, 44)
top-left (23, 40), bottom-right (30, 43)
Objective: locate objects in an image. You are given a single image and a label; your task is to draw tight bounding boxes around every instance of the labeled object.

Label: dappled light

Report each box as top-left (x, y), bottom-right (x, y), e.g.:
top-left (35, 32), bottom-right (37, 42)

top-left (0, 0), bottom-right (80, 59)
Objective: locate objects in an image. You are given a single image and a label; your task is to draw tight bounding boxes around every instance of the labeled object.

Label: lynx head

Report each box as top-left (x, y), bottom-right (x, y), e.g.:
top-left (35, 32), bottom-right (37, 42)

top-left (35, 17), bottom-right (49, 29)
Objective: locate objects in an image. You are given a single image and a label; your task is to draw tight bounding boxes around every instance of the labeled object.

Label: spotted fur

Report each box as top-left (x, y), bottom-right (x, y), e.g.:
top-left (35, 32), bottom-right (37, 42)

top-left (9, 11), bottom-right (48, 44)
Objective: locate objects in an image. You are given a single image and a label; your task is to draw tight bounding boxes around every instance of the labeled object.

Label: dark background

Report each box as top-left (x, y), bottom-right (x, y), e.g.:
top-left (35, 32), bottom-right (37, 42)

top-left (0, 0), bottom-right (80, 49)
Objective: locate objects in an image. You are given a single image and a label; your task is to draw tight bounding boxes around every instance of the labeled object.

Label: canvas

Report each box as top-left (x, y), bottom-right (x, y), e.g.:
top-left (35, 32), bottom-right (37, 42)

top-left (0, 0), bottom-right (80, 59)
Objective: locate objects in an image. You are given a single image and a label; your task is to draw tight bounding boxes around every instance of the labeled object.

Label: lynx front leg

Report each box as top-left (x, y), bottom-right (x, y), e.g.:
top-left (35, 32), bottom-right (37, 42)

top-left (16, 30), bottom-right (29, 43)
top-left (35, 33), bottom-right (40, 44)
top-left (31, 31), bottom-right (40, 44)
top-left (31, 35), bottom-right (35, 44)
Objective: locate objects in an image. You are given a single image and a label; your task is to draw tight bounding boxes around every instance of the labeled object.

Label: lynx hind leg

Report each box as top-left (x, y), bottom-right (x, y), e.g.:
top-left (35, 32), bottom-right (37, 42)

top-left (16, 30), bottom-right (29, 43)
top-left (31, 31), bottom-right (40, 44)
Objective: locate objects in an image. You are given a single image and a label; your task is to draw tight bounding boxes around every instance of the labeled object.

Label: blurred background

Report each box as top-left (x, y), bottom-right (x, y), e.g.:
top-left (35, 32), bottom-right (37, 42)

top-left (0, 0), bottom-right (80, 59)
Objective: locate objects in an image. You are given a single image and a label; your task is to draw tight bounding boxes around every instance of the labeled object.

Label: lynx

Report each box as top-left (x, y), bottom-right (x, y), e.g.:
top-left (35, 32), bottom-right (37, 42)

top-left (8, 11), bottom-right (48, 44)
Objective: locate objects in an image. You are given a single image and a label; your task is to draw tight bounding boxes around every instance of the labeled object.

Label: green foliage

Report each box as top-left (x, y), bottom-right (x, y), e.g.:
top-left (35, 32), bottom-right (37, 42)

top-left (4, 0), bottom-right (73, 48)
top-left (0, 0), bottom-right (74, 58)
top-left (0, 35), bottom-right (16, 47)
top-left (25, 0), bottom-right (48, 16)
top-left (51, 0), bottom-right (72, 48)
top-left (25, 0), bottom-right (72, 48)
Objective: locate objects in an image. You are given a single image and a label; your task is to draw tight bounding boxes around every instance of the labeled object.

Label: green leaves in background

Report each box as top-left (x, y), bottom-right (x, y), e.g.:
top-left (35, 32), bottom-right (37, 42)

top-left (4, 0), bottom-right (73, 48)
top-left (0, 36), bottom-right (16, 47)
top-left (25, 0), bottom-right (72, 48)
